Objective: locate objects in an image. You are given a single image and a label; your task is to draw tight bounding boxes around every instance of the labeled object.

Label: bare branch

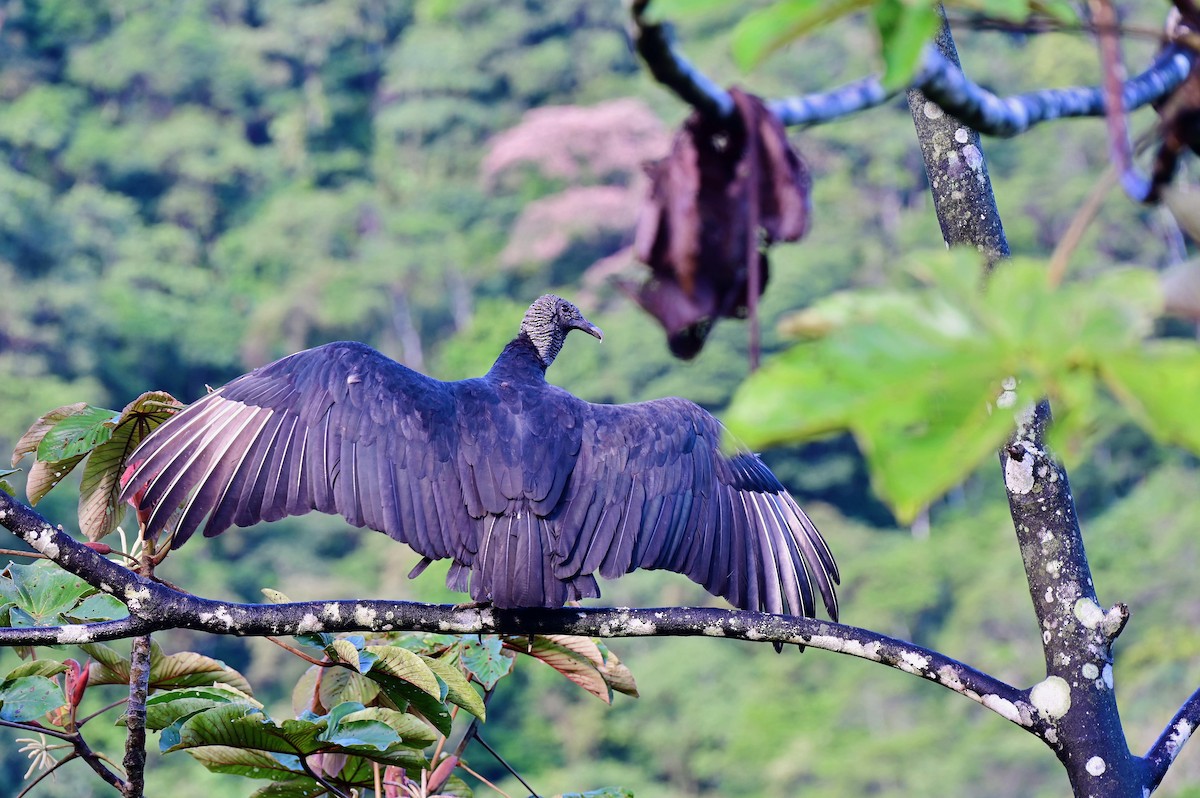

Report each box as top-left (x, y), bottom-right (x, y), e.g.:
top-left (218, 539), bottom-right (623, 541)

top-left (629, 4), bottom-right (1195, 135)
top-left (0, 488), bottom-right (1046, 735)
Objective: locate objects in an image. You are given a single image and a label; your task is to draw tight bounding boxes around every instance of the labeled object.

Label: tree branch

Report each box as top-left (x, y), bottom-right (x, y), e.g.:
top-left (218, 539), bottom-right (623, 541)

top-left (1000, 403), bottom-right (1141, 795)
top-left (1145, 685), bottom-right (1200, 790)
top-left (0, 488), bottom-right (1050, 736)
top-left (630, 3), bottom-right (1195, 135)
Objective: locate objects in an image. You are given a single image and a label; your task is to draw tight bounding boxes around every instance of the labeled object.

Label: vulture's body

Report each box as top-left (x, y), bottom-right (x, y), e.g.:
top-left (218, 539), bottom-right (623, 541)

top-left (120, 296), bottom-right (838, 618)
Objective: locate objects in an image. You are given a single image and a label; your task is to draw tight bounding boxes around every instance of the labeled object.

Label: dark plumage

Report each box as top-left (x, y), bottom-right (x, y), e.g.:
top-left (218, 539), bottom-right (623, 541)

top-left (119, 295), bottom-right (838, 617)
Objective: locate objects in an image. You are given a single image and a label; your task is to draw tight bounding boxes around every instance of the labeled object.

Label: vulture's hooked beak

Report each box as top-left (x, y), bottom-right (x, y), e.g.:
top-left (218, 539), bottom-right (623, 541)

top-left (574, 319), bottom-right (604, 342)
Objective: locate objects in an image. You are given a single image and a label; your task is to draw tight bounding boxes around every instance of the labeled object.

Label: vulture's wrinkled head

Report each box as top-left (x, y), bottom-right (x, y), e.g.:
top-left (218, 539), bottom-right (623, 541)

top-left (521, 294), bottom-right (603, 367)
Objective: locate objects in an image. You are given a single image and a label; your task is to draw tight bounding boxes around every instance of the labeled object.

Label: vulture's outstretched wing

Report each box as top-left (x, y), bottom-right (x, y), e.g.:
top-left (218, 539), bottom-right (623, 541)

top-left (119, 342), bottom-right (473, 561)
top-left (551, 397), bottom-right (839, 619)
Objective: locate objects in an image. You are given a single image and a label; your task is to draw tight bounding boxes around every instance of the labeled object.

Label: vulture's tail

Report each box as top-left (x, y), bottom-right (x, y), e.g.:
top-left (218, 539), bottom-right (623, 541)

top-left (473, 511), bottom-right (598, 608)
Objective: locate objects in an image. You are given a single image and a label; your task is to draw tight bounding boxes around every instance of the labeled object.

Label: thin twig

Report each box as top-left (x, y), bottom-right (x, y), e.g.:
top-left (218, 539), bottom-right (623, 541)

top-left (266, 635), bottom-right (332, 666)
top-left (1145, 684), bottom-right (1200, 791)
top-left (0, 719), bottom-right (76, 742)
top-left (473, 735), bottom-right (540, 798)
top-left (0, 547), bottom-right (46, 559)
top-left (297, 754), bottom-right (353, 798)
top-left (1047, 165), bottom-right (1120, 286)
top-left (458, 758), bottom-right (516, 798)
top-left (77, 697), bottom-right (130, 728)
top-left (1088, 0), bottom-right (1153, 200)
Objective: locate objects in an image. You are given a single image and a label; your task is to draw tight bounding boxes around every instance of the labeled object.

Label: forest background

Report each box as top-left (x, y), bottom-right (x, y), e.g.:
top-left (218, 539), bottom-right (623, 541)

top-left (1, 0), bottom-right (1197, 796)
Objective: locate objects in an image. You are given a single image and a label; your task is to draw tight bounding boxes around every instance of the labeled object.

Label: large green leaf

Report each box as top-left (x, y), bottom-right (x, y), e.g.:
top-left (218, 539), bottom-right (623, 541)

top-left (363, 645), bottom-right (441, 699)
top-left (731, 0), bottom-right (868, 70)
top-left (422, 653), bottom-right (486, 719)
top-left (187, 746), bottom-right (302, 782)
top-left (78, 391), bottom-right (181, 540)
top-left (82, 640), bottom-right (252, 694)
top-left (0, 562), bottom-right (93, 623)
top-left (0, 675), bottom-right (64, 722)
top-left (1102, 342), bottom-right (1200, 452)
top-left (36, 405), bottom-right (121, 461)
top-left (726, 250), bottom-right (1176, 523)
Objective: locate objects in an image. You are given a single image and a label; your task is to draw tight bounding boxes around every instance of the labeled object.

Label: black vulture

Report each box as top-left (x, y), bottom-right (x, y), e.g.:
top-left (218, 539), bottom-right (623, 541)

top-left (119, 295), bottom-right (839, 618)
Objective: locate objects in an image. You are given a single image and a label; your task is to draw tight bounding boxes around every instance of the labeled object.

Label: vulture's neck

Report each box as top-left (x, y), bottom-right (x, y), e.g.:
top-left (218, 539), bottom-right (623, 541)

top-left (488, 333), bottom-right (550, 382)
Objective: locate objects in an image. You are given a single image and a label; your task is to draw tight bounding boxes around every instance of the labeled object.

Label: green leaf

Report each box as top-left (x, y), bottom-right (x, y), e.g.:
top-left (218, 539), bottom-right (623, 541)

top-left (1102, 342), bottom-right (1200, 452)
top-left (731, 0), bottom-right (868, 71)
top-left (77, 391), bottom-right (181, 540)
top-left (337, 706), bottom-right (437, 748)
top-left (6, 660), bottom-right (69, 680)
top-left (66, 592), bottom-right (129, 621)
top-left (11, 402), bottom-right (89, 467)
top-left (144, 685), bottom-right (259, 733)
top-left (0, 468), bottom-right (18, 496)
top-left (422, 653), bottom-right (486, 719)
top-left (364, 645), bottom-right (441, 699)
top-left (872, 0), bottom-right (941, 90)
top-left (0, 675), bottom-right (64, 721)
top-left (247, 779), bottom-right (327, 798)
top-left (327, 637), bottom-right (377, 674)
top-left (0, 562), bottom-right (94, 623)
top-left (187, 745), bottom-right (303, 782)
top-left (36, 405), bottom-right (121, 462)
top-left (457, 635), bottom-right (514, 690)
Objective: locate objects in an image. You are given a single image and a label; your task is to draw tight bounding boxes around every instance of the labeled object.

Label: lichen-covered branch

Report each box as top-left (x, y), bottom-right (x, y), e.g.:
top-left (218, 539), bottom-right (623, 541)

top-left (906, 15), bottom-right (1010, 266)
top-left (1145, 685), bottom-right (1200, 790)
top-left (911, 20), bottom-right (1146, 798)
top-left (630, 3), bottom-right (1195, 135)
top-left (0, 488), bottom-right (1048, 735)
top-left (1001, 403), bottom-right (1141, 796)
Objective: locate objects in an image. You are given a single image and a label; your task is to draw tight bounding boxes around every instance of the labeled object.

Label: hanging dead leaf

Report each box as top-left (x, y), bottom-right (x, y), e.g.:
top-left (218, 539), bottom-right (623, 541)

top-left (631, 87), bottom-right (811, 358)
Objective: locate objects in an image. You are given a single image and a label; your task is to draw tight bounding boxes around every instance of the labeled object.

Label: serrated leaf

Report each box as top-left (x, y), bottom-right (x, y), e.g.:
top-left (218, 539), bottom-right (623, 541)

top-left (0, 675), bottom-right (65, 721)
top-left (247, 779), bottom-right (327, 798)
top-left (0, 562), bottom-right (93, 622)
top-left (37, 405), bottom-right (121, 462)
top-left (1103, 342), bottom-right (1200, 452)
top-left (25, 454), bottom-right (87, 505)
top-left (338, 706), bottom-right (437, 748)
top-left (731, 0), bottom-right (868, 71)
top-left (457, 636), bottom-right (513, 690)
top-left (513, 635), bottom-right (612, 703)
top-left (188, 746), bottom-right (303, 781)
top-left (11, 403), bottom-right (89, 467)
top-left (6, 660), bottom-right (69, 680)
top-left (66, 592), bottom-right (129, 621)
top-left (364, 645), bottom-right (441, 699)
top-left (422, 654), bottom-right (485, 720)
top-left (596, 641), bottom-right (639, 698)
top-left (78, 391), bottom-right (181, 540)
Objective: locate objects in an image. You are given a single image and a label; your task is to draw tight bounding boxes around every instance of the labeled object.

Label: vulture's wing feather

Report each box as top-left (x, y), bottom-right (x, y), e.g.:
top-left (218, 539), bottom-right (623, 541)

top-left (119, 342), bottom-right (471, 560)
top-left (553, 396), bottom-right (839, 619)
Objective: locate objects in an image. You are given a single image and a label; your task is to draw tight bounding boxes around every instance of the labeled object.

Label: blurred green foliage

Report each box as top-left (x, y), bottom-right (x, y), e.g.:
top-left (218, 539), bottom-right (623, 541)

top-left (0, 0), bottom-right (1197, 796)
